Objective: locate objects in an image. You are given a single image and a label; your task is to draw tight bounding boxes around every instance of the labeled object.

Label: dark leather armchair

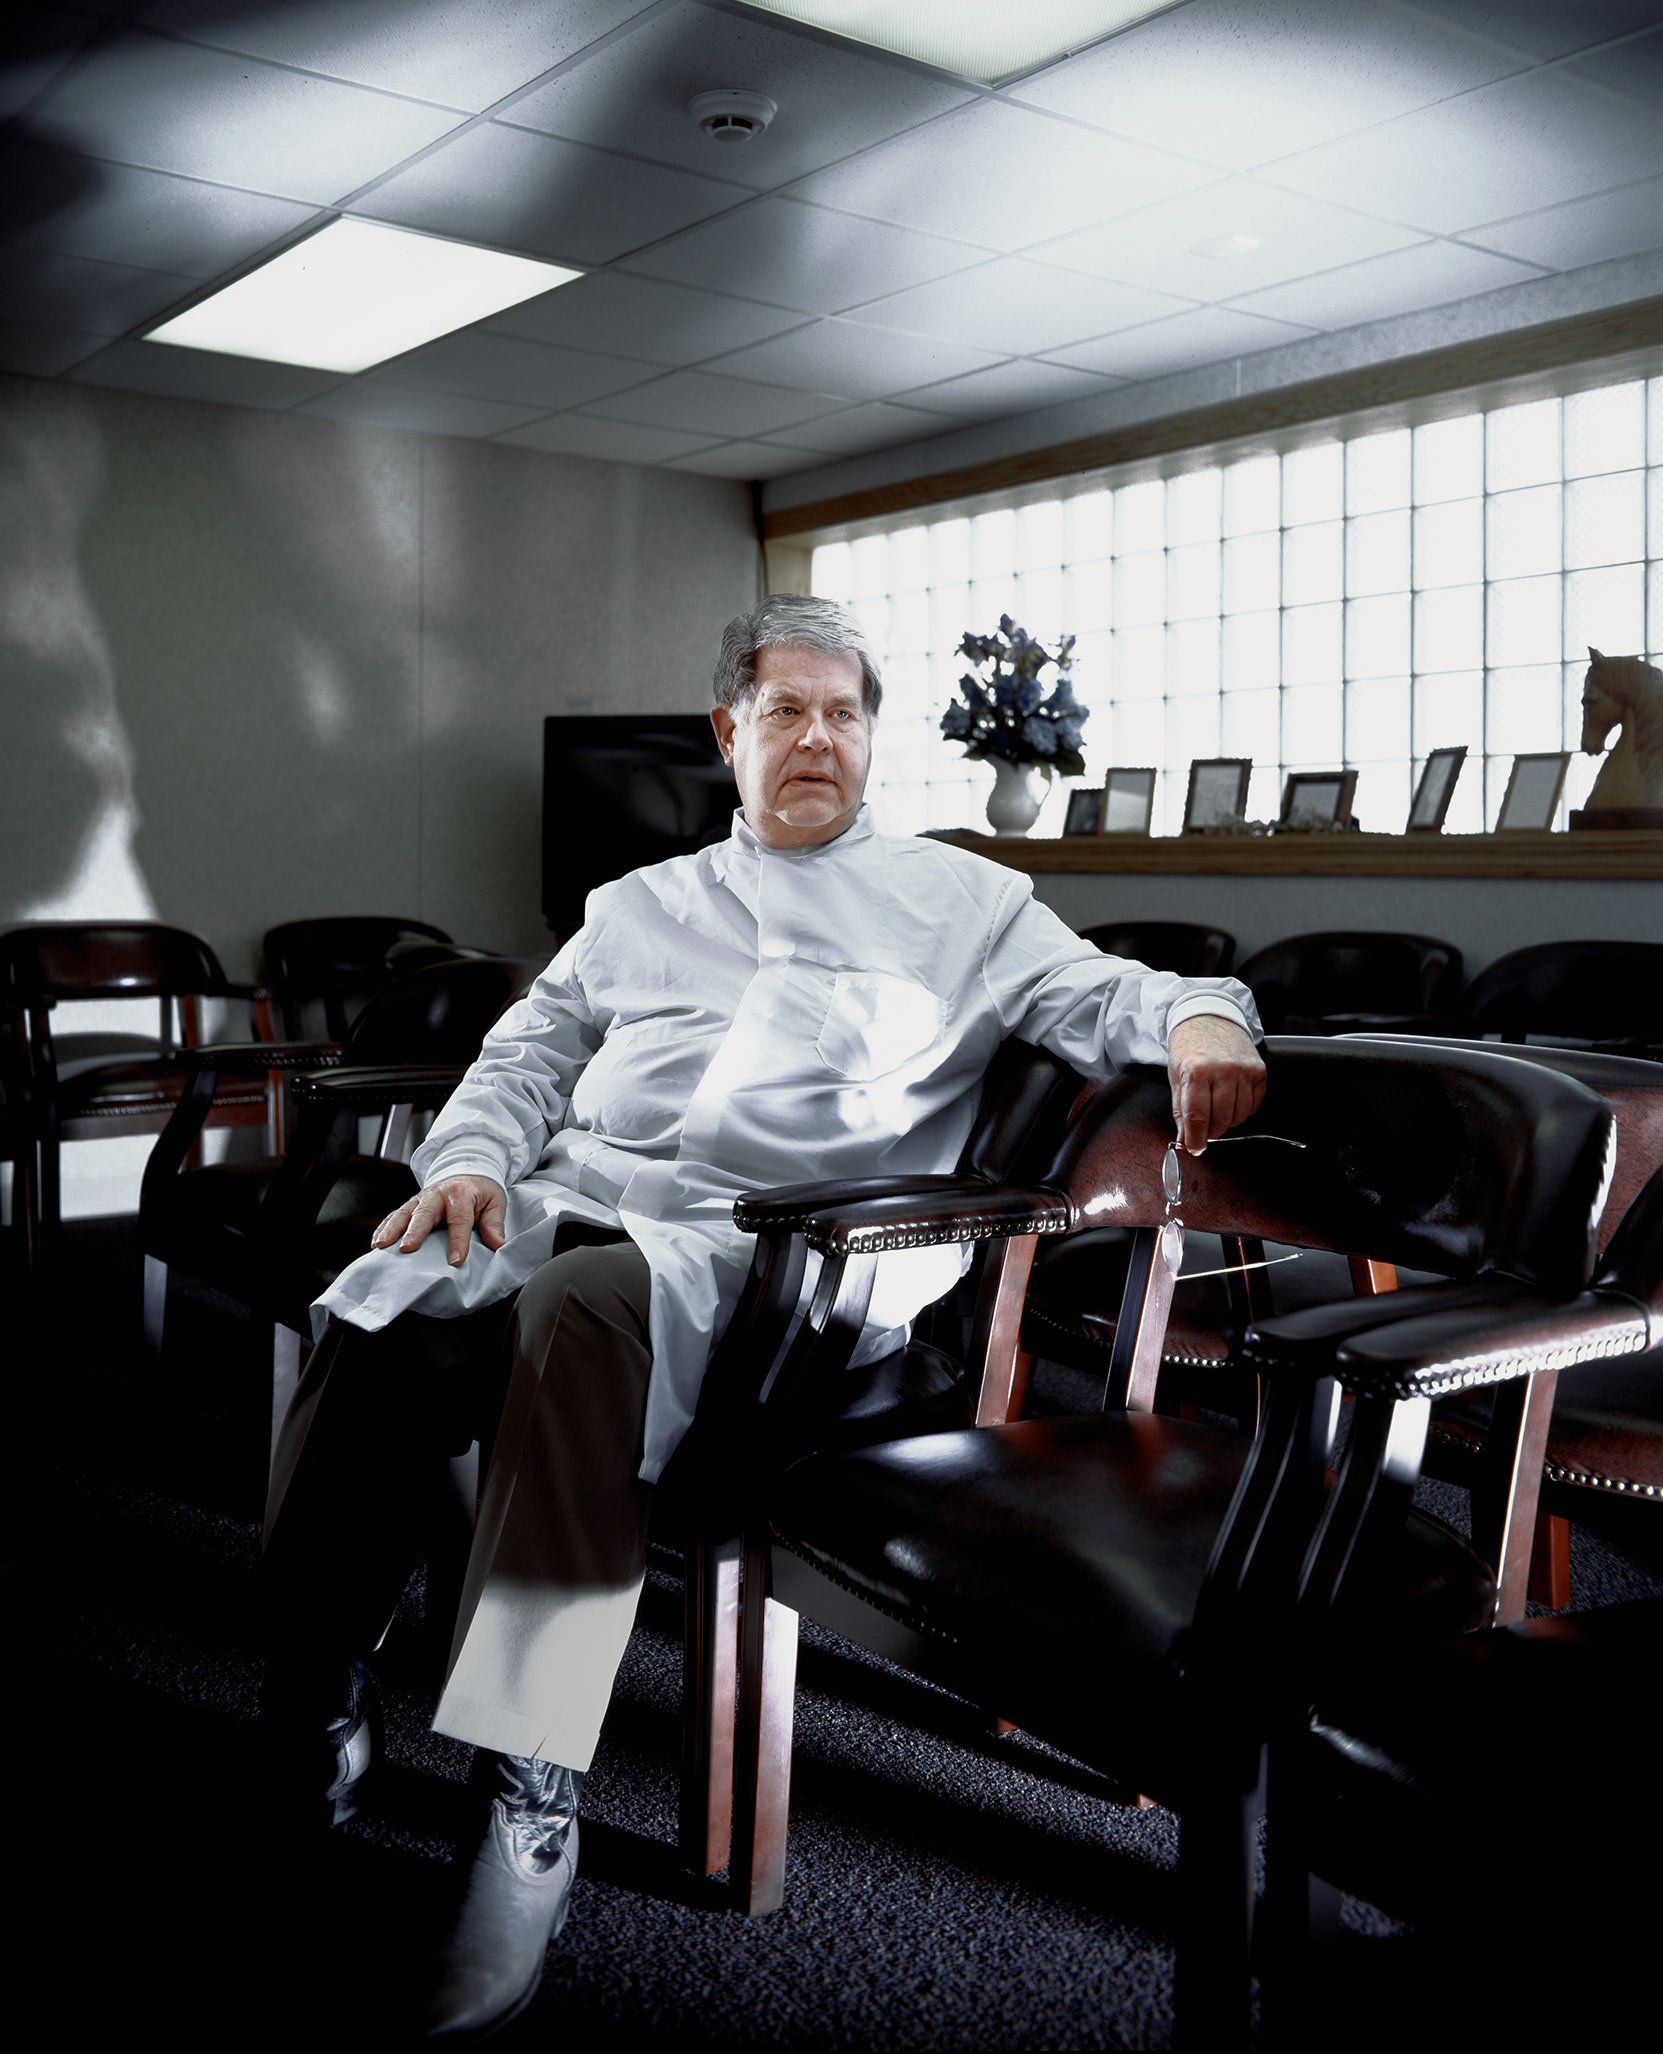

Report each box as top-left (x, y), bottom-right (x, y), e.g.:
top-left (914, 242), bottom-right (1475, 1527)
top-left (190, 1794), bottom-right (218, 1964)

top-left (1456, 938), bottom-right (1663, 1058)
top-left (1078, 921), bottom-right (1236, 976)
top-left (1337, 1033), bottom-right (1663, 1610)
top-left (699, 1039), bottom-right (1617, 2041)
top-left (140, 954), bottom-right (533, 1469)
top-left (1234, 930), bottom-right (1463, 1035)
top-left (1249, 1163), bottom-right (1663, 2034)
top-left (262, 916), bottom-right (454, 1041)
top-left (0, 921), bottom-right (273, 1275)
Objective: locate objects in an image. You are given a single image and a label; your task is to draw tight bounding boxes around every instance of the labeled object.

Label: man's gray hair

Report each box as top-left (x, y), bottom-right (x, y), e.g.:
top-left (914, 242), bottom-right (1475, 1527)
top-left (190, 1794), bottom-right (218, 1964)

top-left (713, 594), bottom-right (883, 717)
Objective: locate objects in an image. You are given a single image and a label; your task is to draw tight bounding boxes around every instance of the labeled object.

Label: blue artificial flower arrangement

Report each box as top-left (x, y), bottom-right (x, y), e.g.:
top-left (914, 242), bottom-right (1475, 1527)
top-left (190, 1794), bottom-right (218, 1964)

top-left (939, 615), bottom-right (1088, 779)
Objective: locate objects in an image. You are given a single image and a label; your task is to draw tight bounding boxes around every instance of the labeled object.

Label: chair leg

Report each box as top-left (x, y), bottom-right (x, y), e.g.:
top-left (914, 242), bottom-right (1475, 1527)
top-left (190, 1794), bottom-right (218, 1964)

top-left (730, 1540), bottom-right (799, 1916)
top-left (1527, 1509), bottom-right (1572, 1609)
top-left (1173, 1762), bottom-right (1264, 2052)
top-left (142, 1255), bottom-right (168, 1365)
top-left (680, 1532), bottom-right (743, 1877)
top-left (270, 1323), bottom-right (304, 1480)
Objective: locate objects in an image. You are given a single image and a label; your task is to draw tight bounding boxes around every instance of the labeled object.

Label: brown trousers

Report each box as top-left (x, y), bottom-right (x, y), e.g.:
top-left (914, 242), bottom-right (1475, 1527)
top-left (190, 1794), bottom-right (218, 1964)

top-left (262, 1229), bottom-right (655, 1771)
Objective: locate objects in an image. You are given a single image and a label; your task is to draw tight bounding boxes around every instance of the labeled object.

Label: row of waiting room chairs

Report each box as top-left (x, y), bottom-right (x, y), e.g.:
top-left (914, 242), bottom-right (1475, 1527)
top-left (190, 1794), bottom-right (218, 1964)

top-left (7, 919), bottom-right (1662, 2044)
top-left (1081, 921), bottom-right (1663, 1053)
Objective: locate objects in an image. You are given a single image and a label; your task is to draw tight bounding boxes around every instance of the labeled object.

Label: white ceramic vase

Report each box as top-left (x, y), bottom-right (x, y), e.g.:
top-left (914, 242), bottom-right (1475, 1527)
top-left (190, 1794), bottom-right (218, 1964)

top-left (986, 759), bottom-right (1046, 836)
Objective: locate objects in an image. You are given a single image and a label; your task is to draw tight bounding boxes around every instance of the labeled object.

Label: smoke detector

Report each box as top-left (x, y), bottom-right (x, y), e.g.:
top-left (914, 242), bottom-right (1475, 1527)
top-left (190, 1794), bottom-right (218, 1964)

top-left (689, 90), bottom-right (777, 141)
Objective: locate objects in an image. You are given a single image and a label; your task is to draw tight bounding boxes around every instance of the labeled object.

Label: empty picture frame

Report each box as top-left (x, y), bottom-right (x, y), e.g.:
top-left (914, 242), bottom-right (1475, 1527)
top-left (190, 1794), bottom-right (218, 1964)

top-left (1062, 787), bottom-right (1104, 836)
top-left (1407, 745), bottom-right (1466, 832)
top-left (1100, 765), bottom-right (1157, 834)
top-left (1278, 768), bottom-right (1358, 829)
top-left (1182, 757), bottom-right (1252, 832)
top-left (1496, 750), bottom-right (1570, 830)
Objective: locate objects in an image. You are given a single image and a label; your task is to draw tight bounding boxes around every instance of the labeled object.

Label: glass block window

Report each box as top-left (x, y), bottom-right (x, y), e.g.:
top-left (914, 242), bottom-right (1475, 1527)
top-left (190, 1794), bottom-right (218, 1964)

top-left (810, 372), bottom-right (1663, 836)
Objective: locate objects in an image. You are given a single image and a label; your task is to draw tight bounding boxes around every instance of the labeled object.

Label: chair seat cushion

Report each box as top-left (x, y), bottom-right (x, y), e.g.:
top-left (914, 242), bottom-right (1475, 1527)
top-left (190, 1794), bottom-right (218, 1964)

top-left (772, 1414), bottom-right (1494, 1785)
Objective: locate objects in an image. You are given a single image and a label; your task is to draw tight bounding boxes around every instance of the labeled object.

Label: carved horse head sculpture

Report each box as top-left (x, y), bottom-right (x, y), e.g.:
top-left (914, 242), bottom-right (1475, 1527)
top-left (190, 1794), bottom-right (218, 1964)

top-left (1581, 648), bottom-right (1663, 812)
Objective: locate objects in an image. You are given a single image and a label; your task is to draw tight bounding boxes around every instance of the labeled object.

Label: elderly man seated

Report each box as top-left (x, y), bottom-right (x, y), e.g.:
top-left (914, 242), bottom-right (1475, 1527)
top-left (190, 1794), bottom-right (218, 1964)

top-left (261, 593), bottom-right (1265, 2039)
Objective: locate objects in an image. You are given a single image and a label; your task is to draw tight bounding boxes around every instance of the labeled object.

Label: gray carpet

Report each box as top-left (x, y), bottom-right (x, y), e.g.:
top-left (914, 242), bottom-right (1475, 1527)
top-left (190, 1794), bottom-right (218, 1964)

top-left (19, 1219), bottom-right (1661, 2050)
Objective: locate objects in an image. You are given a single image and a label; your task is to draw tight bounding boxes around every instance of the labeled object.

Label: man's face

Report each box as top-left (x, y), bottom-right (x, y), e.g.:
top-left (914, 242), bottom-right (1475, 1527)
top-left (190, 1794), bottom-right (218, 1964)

top-left (711, 642), bottom-right (873, 850)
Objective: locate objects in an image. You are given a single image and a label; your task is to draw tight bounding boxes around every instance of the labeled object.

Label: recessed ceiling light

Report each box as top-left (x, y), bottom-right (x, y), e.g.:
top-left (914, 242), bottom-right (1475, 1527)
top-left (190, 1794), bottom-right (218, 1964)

top-left (735, 1), bottom-right (1175, 85)
top-left (142, 219), bottom-right (582, 374)
top-left (1190, 232), bottom-right (1264, 259)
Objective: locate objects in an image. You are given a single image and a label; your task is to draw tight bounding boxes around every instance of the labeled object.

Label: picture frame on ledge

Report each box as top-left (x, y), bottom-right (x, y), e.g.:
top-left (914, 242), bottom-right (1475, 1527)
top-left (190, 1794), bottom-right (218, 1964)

top-left (1496, 750), bottom-right (1570, 830)
top-left (1277, 768), bottom-right (1357, 830)
top-left (1062, 787), bottom-right (1104, 836)
top-left (1182, 757), bottom-right (1252, 833)
top-left (1407, 745), bottom-right (1466, 832)
top-left (1099, 765), bottom-right (1157, 834)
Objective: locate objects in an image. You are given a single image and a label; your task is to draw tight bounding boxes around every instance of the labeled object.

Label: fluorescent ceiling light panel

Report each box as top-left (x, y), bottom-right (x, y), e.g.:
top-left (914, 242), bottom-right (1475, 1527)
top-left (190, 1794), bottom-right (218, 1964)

top-left (736, 1), bottom-right (1174, 84)
top-left (143, 219), bottom-right (581, 374)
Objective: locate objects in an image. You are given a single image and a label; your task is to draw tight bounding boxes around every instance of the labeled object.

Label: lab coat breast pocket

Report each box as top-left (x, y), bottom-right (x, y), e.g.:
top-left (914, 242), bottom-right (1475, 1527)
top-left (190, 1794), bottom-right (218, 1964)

top-left (815, 971), bottom-right (946, 1081)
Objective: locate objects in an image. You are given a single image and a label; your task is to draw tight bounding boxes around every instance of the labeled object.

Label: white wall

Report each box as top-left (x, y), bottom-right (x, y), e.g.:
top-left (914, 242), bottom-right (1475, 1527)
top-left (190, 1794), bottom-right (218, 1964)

top-left (1, 372), bottom-right (760, 975)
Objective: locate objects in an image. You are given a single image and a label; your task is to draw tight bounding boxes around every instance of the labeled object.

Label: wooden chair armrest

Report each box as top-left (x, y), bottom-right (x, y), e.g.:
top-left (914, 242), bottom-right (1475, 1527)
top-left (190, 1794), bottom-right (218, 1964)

top-left (288, 1063), bottom-right (466, 1111)
top-left (182, 1039), bottom-right (345, 1071)
top-left (1333, 1286), bottom-right (1655, 1401)
top-left (801, 1183), bottom-right (1071, 1256)
top-left (733, 1174), bottom-right (979, 1237)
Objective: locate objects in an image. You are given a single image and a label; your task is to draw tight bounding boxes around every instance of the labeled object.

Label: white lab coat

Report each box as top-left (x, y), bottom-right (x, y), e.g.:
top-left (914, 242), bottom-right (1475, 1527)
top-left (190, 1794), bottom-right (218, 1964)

top-left (314, 808), bottom-right (1257, 1480)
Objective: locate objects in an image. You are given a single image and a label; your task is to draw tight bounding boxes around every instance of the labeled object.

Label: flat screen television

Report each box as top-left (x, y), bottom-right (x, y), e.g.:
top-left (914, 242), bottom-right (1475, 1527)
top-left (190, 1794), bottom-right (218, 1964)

top-left (542, 714), bottom-right (738, 944)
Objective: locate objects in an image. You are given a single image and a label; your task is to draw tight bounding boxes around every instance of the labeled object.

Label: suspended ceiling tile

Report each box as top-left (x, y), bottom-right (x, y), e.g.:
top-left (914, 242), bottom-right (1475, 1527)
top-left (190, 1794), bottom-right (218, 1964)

top-left (294, 383), bottom-right (551, 438)
top-left (578, 366), bottom-right (842, 436)
top-left (135, 0), bottom-right (656, 114)
top-left (484, 271), bottom-right (807, 365)
top-left (1045, 304), bottom-right (1314, 378)
top-left (370, 328), bottom-right (659, 410)
top-left (0, 147), bottom-right (318, 277)
top-left (1466, 175), bottom-right (1663, 271)
top-left (622, 194), bottom-right (990, 314)
top-left (355, 120), bottom-right (747, 266)
top-left (666, 439), bottom-right (818, 478)
top-left (29, 31), bottom-right (466, 202)
top-left (705, 319), bottom-right (1004, 401)
top-left (0, 245), bottom-right (202, 336)
top-left (1405, 0), bottom-right (1663, 64)
top-left (494, 414), bottom-right (727, 463)
top-left (1561, 25), bottom-right (1663, 112)
top-left (0, 316), bottom-right (107, 376)
top-left (0, 4), bottom-right (105, 122)
top-left (900, 357), bottom-right (1127, 419)
top-left (851, 256), bottom-right (1195, 356)
top-left (1264, 67), bottom-right (1663, 235)
top-left (1228, 239), bottom-right (1545, 328)
top-left (505, 2), bottom-right (973, 189)
top-left (760, 400), bottom-right (960, 455)
top-left (1008, 0), bottom-right (1522, 170)
top-left (1032, 178), bottom-right (1427, 300)
top-left (784, 97), bottom-right (1215, 252)
top-left (65, 335), bottom-right (343, 407)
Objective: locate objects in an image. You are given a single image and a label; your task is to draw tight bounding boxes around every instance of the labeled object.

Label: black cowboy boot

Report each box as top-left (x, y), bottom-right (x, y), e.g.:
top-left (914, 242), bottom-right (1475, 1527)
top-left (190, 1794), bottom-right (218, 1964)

top-left (421, 1754), bottom-right (584, 2040)
top-left (260, 1655), bottom-right (379, 1834)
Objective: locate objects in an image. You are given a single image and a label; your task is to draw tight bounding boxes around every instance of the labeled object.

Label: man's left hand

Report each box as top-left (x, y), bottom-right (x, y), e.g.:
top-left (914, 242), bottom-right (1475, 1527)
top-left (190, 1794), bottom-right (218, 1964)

top-left (1166, 1015), bottom-right (1266, 1155)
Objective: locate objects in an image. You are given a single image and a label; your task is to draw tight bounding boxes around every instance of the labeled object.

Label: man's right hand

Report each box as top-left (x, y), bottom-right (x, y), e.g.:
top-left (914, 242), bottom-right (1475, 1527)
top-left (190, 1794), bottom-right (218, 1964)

top-left (372, 1175), bottom-right (508, 1267)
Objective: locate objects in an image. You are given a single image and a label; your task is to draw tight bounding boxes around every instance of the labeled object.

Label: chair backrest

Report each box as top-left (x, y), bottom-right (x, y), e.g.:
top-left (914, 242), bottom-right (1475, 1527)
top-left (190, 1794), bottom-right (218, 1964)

top-left (1234, 930), bottom-right (1462, 1031)
top-left (0, 921), bottom-right (226, 1003)
top-left (342, 956), bottom-right (531, 1066)
top-left (263, 916), bottom-right (453, 1039)
top-left (1078, 921), bottom-right (1236, 977)
top-left (1459, 939), bottom-right (1663, 1042)
top-left (1041, 1037), bottom-right (1613, 1296)
top-left (1339, 1034), bottom-right (1663, 1252)
top-left (960, 1040), bottom-right (1088, 1184)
